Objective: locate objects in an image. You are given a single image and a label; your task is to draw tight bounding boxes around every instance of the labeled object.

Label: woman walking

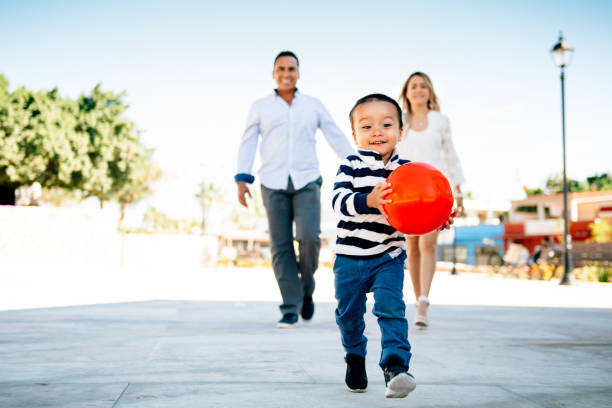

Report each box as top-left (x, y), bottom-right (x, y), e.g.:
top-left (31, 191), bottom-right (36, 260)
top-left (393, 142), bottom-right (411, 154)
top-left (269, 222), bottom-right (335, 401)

top-left (398, 72), bottom-right (465, 329)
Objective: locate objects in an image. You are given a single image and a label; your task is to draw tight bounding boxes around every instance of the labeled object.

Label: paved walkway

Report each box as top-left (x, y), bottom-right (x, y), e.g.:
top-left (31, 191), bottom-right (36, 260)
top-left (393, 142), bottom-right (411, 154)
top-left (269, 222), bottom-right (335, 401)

top-left (1, 267), bottom-right (611, 407)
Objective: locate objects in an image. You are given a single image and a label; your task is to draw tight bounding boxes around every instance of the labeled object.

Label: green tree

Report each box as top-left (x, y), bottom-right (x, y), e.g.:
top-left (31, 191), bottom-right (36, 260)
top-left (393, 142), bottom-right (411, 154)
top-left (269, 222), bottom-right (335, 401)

top-left (0, 86), bottom-right (82, 191)
top-left (75, 85), bottom-right (137, 206)
top-left (142, 206), bottom-right (176, 233)
top-left (544, 173), bottom-right (584, 194)
top-left (524, 187), bottom-right (544, 196)
top-left (74, 85), bottom-right (163, 214)
top-left (115, 148), bottom-right (162, 224)
top-left (535, 173), bottom-right (612, 195)
top-left (0, 76), bottom-right (161, 214)
top-left (195, 181), bottom-right (222, 232)
top-left (586, 173), bottom-right (612, 191)
top-left (141, 206), bottom-right (199, 234)
top-left (0, 75), bottom-right (8, 101)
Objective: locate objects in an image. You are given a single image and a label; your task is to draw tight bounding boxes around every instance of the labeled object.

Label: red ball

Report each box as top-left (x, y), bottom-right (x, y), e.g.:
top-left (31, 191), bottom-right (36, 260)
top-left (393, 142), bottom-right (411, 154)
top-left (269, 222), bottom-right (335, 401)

top-left (383, 162), bottom-right (454, 235)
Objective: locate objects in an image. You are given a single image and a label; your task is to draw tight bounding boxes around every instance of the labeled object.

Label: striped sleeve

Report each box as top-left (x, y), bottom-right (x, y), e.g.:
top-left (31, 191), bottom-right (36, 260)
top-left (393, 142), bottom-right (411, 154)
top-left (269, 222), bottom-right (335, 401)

top-left (332, 158), bottom-right (377, 217)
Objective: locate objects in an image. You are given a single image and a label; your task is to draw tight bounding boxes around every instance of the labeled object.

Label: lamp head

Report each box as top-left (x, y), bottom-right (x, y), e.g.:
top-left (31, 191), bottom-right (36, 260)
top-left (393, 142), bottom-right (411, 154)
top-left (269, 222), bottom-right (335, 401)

top-left (551, 32), bottom-right (574, 68)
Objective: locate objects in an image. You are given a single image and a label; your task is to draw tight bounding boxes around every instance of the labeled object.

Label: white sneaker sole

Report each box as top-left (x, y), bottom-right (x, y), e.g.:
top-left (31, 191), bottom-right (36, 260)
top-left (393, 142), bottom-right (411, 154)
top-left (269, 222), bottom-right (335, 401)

top-left (276, 322), bottom-right (298, 329)
top-left (385, 373), bottom-right (416, 398)
top-left (346, 386), bottom-right (366, 393)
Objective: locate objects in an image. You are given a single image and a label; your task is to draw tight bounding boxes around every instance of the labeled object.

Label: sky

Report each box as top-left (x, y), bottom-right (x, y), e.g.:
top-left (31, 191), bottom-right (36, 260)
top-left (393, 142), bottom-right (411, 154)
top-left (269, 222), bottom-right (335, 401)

top-left (1, 0), bottom-right (611, 227)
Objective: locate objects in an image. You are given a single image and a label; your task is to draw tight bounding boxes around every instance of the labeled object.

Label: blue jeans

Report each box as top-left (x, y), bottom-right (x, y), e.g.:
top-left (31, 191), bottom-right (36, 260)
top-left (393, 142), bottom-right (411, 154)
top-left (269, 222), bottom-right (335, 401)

top-left (333, 251), bottom-right (411, 369)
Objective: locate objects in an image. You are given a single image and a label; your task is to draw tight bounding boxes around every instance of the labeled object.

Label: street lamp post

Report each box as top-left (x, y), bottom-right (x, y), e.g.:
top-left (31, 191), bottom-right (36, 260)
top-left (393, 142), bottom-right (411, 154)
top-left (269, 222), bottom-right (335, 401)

top-left (550, 32), bottom-right (574, 285)
top-left (451, 226), bottom-right (457, 275)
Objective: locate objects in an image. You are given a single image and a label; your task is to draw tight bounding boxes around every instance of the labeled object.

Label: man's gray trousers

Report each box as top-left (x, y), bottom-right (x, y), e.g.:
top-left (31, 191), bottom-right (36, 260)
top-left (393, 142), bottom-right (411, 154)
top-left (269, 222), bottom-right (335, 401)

top-left (261, 177), bottom-right (322, 315)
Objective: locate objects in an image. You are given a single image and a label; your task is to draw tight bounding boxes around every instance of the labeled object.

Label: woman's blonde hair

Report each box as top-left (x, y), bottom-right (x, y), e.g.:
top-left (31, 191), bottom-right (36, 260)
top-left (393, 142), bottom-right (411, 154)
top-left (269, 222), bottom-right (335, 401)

top-left (398, 72), bottom-right (440, 126)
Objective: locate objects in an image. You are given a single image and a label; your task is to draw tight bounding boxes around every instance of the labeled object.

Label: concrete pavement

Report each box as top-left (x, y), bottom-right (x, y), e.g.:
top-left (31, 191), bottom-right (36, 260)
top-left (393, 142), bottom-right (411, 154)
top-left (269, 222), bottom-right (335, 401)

top-left (1, 267), bottom-right (611, 407)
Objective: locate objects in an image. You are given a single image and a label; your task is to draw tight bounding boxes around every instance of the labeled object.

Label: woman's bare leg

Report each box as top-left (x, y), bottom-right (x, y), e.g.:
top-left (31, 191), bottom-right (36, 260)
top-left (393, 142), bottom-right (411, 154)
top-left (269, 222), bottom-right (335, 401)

top-left (413, 231), bottom-right (438, 327)
top-left (406, 236), bottom-right (421, 301)
top-left (418, 230), bottom-right (439, 298)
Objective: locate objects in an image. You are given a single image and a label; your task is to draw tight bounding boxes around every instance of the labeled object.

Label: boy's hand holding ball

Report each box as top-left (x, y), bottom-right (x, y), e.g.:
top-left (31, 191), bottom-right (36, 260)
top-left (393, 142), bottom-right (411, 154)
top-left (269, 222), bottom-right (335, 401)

top-left (367, 182), bottom-right (392, 217)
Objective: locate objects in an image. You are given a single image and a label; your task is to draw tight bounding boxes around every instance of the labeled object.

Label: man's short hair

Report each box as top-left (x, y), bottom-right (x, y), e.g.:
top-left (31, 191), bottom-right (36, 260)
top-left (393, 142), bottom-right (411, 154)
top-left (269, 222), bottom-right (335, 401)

top-left (274, 50), bottom-right (299, 67)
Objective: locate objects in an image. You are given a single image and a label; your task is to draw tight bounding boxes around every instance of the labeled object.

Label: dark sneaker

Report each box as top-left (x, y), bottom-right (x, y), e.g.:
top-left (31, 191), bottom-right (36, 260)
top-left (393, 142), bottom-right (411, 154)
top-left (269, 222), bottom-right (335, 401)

top-left (277, 313), bottom-right (298, 328)
top-left (301, 296), bottom-right (314, 321)
top-left (383, 355), bottom-right (416, 398)
top-left (345, 353), bottom-right (367, 392)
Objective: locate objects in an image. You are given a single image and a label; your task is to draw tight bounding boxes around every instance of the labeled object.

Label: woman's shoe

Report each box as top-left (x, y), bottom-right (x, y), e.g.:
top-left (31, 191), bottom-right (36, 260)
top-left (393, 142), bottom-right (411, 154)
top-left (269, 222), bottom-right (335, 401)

top-left (414, 296), bottom-right (430, 329)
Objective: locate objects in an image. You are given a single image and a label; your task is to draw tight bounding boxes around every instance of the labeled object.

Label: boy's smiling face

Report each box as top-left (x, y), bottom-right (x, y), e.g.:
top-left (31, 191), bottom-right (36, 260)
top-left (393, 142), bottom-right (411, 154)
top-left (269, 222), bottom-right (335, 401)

top-left (352, 100), bottom-right (402, 162)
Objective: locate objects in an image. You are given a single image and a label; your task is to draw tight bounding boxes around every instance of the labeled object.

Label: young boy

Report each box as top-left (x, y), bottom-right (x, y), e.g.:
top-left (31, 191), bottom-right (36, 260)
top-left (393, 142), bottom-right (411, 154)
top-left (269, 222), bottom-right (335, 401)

top-left (331, 93), bottom-right (416, 398)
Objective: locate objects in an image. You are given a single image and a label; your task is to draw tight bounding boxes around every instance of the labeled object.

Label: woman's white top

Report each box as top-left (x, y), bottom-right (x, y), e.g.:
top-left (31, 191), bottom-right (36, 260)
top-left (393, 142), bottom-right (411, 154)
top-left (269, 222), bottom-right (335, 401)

top-left (398, 110), bottom-right (465, 188)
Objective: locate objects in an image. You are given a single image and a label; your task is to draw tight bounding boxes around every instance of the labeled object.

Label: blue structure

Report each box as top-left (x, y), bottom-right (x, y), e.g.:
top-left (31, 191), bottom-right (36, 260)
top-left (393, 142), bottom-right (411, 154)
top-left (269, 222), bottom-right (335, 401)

top-left (438, 224), bottom-right (504, 265)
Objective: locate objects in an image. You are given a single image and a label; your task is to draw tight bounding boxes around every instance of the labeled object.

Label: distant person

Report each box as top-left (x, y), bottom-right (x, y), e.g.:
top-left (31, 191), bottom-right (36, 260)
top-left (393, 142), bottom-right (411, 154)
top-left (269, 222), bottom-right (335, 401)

top-left (529, 236), bottom-right (559, 265)
top-left (14, 182), bottom-right (42, 206)
top-left (332, 93), bottom-right (454, 398)
top-left (235, 51), bottom-right (354, 328)
top-left (504, 240), bottom-right (530, 266)
top-left (397, 72), bottom-right (465, 329)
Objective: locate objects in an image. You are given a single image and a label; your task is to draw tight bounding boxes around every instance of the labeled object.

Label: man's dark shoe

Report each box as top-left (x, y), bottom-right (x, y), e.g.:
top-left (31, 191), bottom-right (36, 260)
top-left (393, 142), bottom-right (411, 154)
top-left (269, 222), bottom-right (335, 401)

top-left (383, 355), bottom-right (416, 398)
top-left (301, 296), bottom-right (314, 321)
top-left (277, 313), bottom-right (298, 328)
top-left (345, 353), bottom-right (367, 392)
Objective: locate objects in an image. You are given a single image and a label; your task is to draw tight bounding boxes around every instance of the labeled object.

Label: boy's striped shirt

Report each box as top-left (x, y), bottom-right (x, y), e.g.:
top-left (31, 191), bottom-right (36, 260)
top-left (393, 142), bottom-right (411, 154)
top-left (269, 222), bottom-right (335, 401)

top-left (332, 148), bottom-right (410, 258)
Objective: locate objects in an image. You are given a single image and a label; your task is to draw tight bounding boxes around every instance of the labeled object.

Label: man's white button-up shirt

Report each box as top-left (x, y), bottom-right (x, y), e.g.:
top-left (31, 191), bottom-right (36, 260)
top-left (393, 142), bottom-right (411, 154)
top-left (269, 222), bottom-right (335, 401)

top-left (235, 90), bottom-right (354, 190)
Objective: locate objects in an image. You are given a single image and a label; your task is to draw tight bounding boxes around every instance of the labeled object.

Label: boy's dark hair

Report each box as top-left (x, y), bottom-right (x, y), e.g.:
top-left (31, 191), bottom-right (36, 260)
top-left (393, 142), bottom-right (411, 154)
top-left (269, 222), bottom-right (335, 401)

top-left (274, 50), bottom-right (299, 67)
top-left (349, 93), bottom-right (403, 131)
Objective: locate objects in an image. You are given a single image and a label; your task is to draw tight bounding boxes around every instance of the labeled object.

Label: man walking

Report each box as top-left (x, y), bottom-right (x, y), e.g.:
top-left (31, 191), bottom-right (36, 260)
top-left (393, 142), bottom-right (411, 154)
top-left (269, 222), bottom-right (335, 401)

top-left (235, 51), bottom-right (353, 328)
